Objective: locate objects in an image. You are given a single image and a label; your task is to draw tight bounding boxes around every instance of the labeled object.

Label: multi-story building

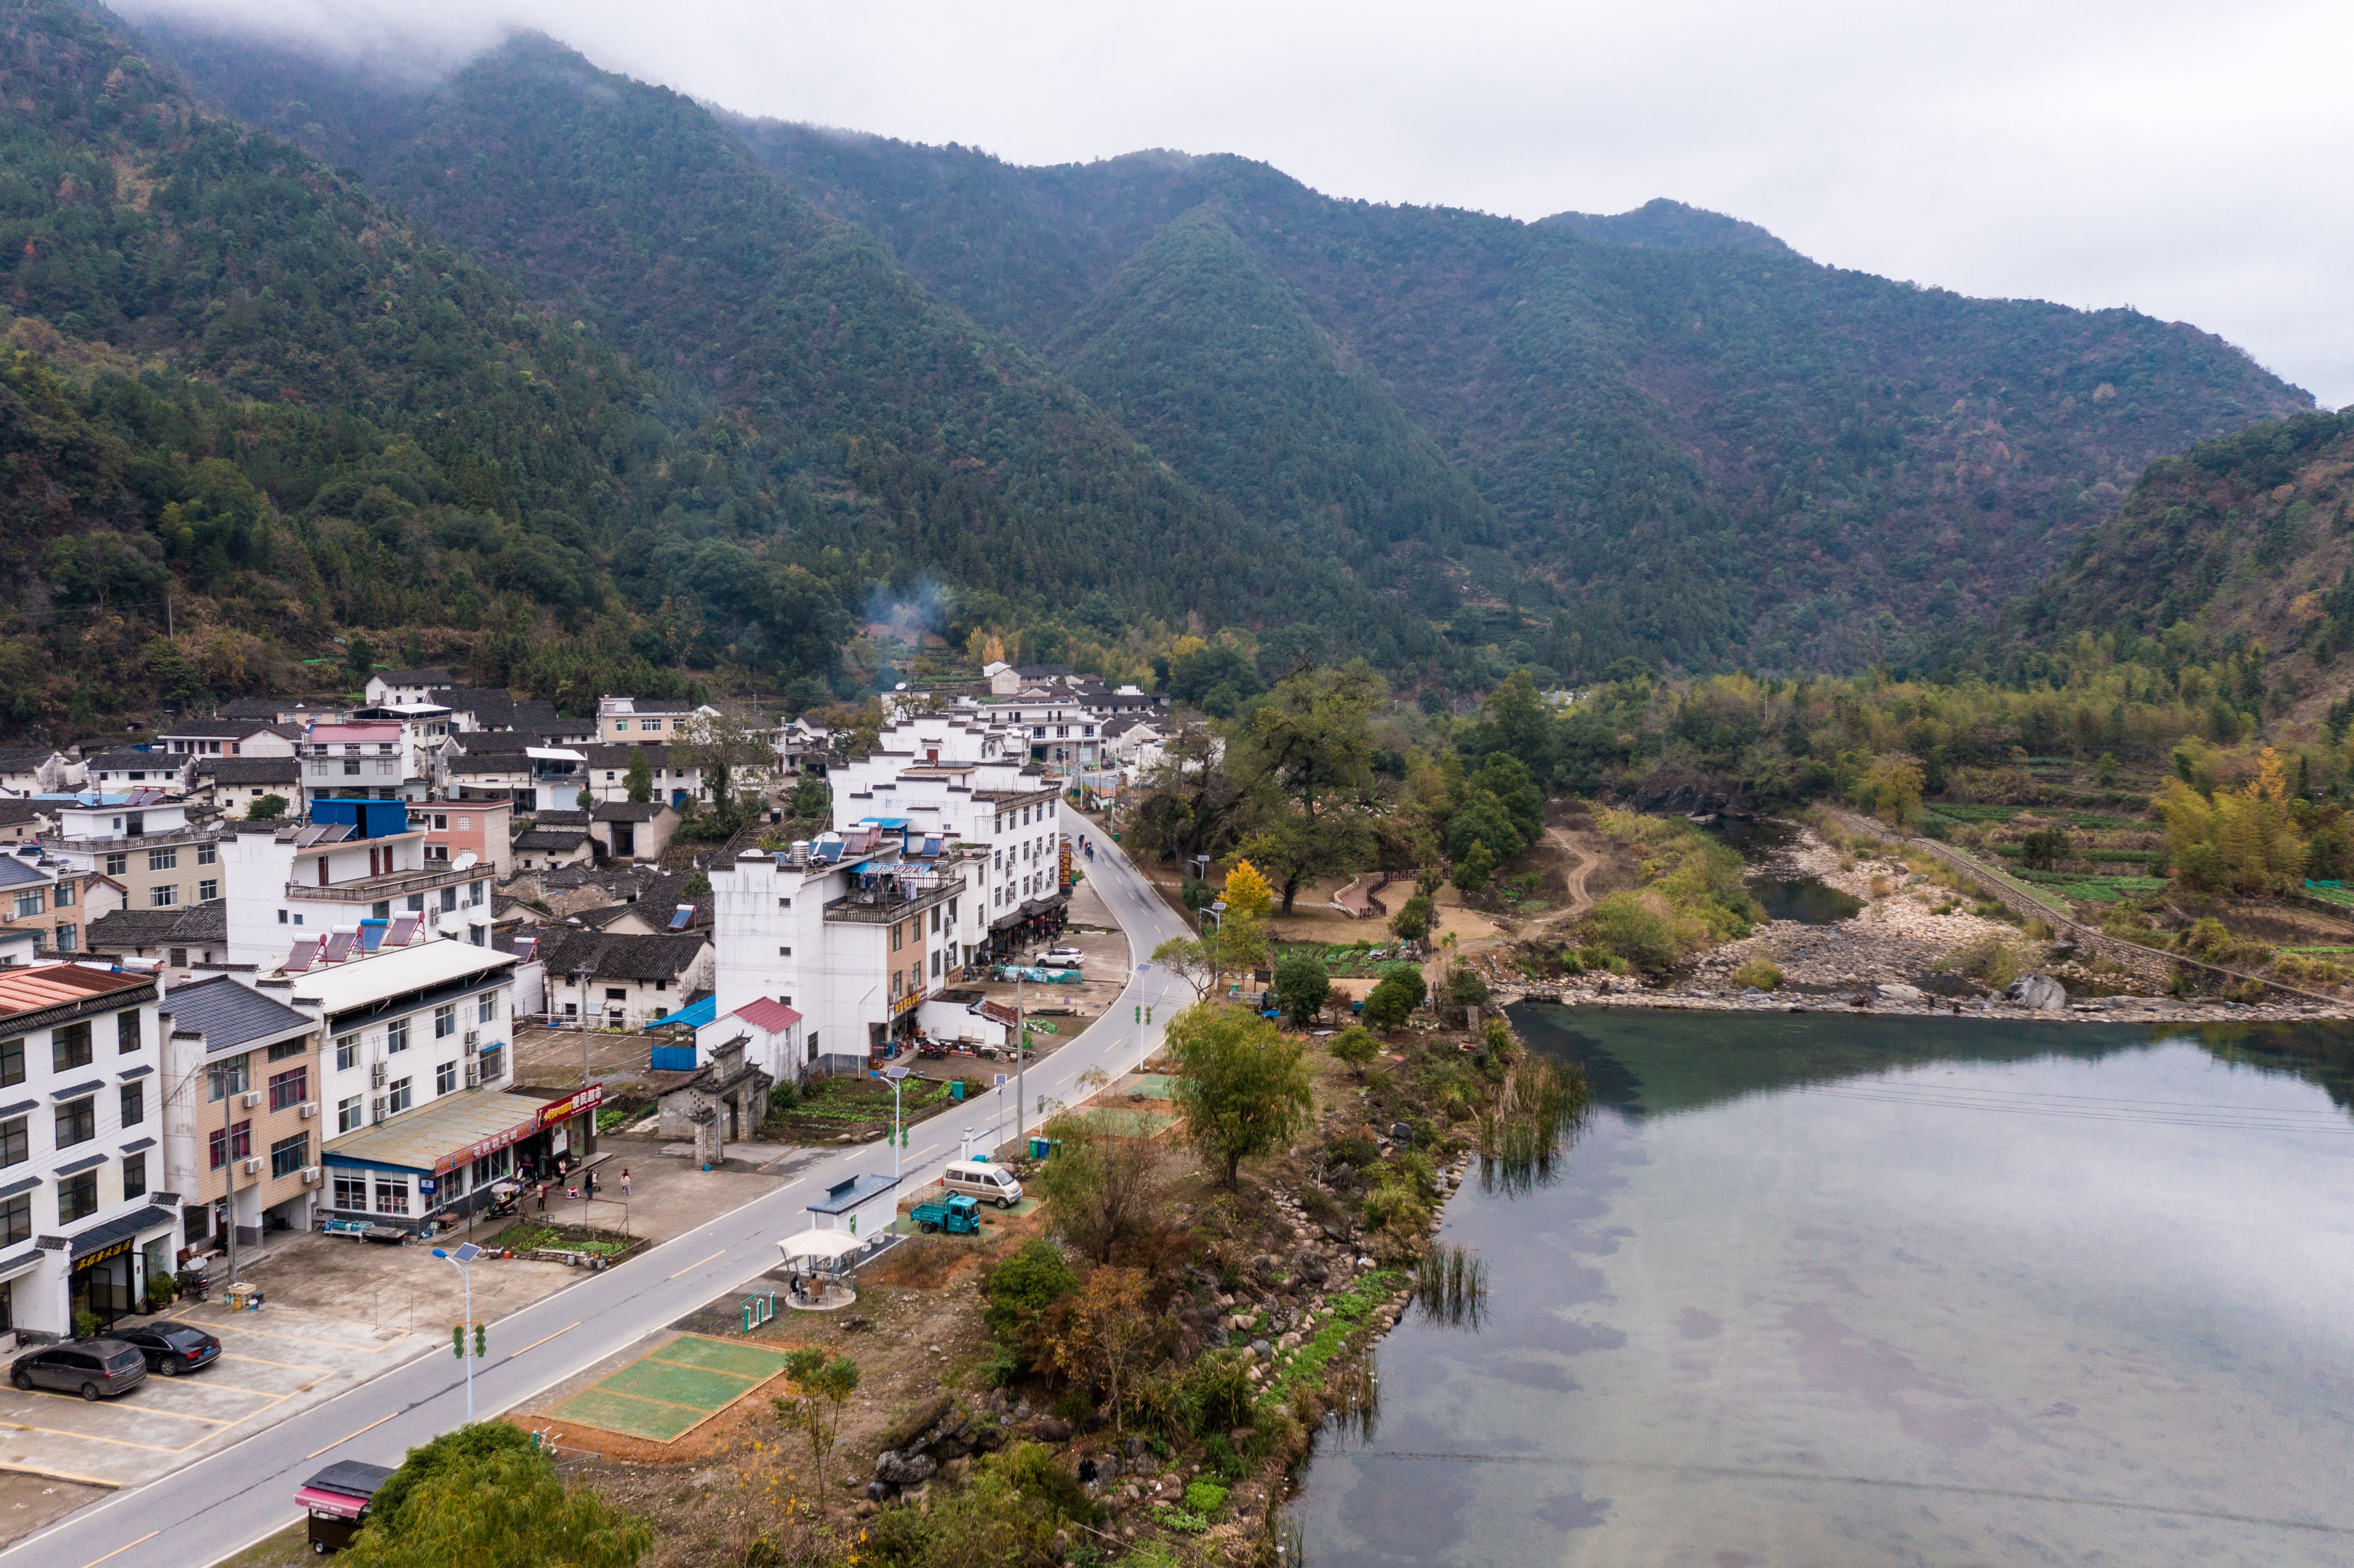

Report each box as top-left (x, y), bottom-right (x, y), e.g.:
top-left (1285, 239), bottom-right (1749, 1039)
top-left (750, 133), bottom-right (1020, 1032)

top-left (298, 721), bottom-right (428, 807)
top-left (360, 668), bottom-right (454, 708)
top-left (155, 976), bottom-right (320, 1257)
top-left (158, 719), bottom-right (298, 760)
top-left (825, 716), bottom-right (1067, 962)
top-left (189, 755), bottom-right (302, 816)
top-left (246, 935), bottom-right (587, 1233)
top-left (39, 793), bottom-right (232, 920)
top-left (976, 692), bottom-right (1103, 768)
top-left (410, 799), bottom-right (514, 880)
top-left (0, 846), bottom-right (124, 959)
top-left (594, 696), bottom-right (718, 744)
top-left (708, 836), bottom-right (962, 1076)
top-left (347, 704), bottom-right (455, 757)
top-left (578, 743), bottom-right (708, 809)
top-left (437, 735), bottom-right (590, 813)
top-left (0, 962), bottom-right (178, 1337)
top-left (79, 748), bottom-right (189, 797)
top-left (220, 800), bottom-right (495, 968)
top-left (534, 930), bottom-right (713, 1030)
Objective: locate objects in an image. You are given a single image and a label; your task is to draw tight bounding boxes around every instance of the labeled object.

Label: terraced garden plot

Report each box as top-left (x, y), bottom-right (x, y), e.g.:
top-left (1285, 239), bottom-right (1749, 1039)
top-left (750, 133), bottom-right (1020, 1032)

top-left (2013, 871), bottom-right (2169, 903)
top-left (545, 1335), bottom-right (794, 1443)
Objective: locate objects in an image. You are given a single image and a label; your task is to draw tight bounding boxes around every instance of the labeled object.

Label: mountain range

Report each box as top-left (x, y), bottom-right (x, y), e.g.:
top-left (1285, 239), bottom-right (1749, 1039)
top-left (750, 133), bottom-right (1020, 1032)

top-left (0, 1), bottom-right (2325, 732)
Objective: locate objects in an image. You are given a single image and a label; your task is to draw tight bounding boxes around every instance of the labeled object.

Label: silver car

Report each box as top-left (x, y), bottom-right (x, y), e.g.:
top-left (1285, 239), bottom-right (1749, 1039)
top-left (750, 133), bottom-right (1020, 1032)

top-left (11, 1339), bottom-right (149, 1400)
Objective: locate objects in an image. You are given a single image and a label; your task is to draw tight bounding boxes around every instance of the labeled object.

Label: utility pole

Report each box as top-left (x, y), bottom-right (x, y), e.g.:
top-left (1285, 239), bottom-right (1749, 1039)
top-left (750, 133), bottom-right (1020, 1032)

top-left (220, 1061), bottom-right (239, 1289)
top-left (1013, 966), bottom-right (1026, 1157)
top-left (884, 1065), bottom-right (909, 1181)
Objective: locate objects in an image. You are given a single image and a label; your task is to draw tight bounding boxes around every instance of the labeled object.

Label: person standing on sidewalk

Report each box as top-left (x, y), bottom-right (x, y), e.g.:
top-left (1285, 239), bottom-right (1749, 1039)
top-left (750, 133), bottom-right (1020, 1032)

top-left (620, 1169), bottom-right (631, 1198)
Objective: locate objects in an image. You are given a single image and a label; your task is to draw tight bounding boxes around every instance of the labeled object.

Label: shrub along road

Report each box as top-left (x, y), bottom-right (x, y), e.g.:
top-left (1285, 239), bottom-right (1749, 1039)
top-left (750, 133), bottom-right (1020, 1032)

top-left (4, 805), bottom-right (1194, 1568)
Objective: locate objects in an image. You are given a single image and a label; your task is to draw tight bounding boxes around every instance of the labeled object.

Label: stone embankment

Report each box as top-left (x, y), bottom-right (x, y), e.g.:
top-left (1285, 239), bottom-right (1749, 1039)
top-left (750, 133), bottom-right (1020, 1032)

top-left (1478, 817), bottom-right (2353, 1026)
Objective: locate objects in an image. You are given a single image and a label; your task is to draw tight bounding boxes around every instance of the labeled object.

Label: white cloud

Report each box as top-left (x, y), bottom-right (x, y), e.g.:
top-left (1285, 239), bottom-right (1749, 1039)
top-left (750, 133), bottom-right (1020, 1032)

top-left (122, 0), bottom-right (2354, 404)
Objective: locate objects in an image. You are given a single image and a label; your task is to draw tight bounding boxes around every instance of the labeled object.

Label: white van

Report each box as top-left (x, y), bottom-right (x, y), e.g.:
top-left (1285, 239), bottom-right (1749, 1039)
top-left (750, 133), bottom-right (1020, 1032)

top-left (941, 1160), bottom-right (1024, 1209)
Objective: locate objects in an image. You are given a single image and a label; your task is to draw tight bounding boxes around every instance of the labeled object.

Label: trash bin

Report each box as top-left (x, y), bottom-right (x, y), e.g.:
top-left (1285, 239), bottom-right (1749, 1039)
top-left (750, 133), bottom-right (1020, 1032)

top-left (949, 1080), bottom-right (965, 1101)
top-left (1029, 1137), bottom-right (1049, 1159)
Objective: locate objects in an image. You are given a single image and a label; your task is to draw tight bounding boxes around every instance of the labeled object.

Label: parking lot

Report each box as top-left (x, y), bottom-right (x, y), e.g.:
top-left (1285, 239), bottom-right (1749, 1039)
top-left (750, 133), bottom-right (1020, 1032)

top-left (0, 1302), bottom-right (431, 1488)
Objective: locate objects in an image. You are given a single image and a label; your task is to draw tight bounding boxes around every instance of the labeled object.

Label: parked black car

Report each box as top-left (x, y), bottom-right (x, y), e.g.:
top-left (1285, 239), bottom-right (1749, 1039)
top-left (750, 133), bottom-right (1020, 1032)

top-left (112, 1320), bottom-right (222, 1377)
top-left (10, 1340), bottom-right (147, 1400)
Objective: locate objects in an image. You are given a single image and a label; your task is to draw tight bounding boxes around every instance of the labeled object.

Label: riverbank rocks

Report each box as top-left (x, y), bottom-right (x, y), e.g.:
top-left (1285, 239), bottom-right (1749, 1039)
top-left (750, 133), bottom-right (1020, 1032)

top-left (1877, 982), bottom-right (1925, 1003)
top-left (2006, 973), bottom-right (2068, 1013)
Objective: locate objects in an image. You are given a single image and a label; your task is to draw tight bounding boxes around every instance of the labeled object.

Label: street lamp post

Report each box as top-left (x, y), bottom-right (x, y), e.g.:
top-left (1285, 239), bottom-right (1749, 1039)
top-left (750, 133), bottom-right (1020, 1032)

top-left (1201, 900), bottom-right (1227, 997)
top-left (1132, 962), bottom-right (1154, 1075)
top-left (883, 1065), bottom-right (910, 1182)
top-left (432, 1241), bottom-right (482, 1423)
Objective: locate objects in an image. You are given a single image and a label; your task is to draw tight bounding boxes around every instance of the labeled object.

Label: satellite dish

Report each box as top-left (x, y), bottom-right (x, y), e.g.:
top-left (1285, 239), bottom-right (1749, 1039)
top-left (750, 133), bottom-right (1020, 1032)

top-left (454, 850), bottom-right (478, 869)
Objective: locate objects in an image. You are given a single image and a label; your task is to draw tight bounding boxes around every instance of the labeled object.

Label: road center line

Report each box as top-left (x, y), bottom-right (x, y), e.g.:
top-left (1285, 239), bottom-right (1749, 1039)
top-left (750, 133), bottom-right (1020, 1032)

top-left (667, 1249), bottom-right (727, 1280)
top-left (76, 1529), bottom-right (157, 1568)
top-left (506, 1322), bottom-right (579, 1359)
top-left (305, 1408), bottom-right (401, 1460)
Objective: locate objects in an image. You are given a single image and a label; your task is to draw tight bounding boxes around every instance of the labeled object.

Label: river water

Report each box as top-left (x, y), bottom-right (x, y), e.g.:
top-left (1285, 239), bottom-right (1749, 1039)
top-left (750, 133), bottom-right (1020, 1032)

top-left (1288, 1006), bottom-right (2354, 1565)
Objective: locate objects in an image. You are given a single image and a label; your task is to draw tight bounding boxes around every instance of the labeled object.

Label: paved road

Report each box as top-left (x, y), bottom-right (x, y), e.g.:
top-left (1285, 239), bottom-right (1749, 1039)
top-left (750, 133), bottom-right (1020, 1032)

top-left (9, 806), bottom-right (1193, 1568)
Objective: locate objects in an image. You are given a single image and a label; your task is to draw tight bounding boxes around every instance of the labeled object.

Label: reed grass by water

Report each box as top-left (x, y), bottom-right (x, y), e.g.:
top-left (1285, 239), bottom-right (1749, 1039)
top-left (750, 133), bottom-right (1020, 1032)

top-left (1478, 1056), bottom-right (1591, 1195)
top-left (1412, 1243), bottom-right (1489, 1329)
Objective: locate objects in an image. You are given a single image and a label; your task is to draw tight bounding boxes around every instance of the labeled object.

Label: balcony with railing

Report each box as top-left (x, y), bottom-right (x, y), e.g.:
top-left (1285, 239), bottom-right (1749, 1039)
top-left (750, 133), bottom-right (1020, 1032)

top-left (823, 864), bottom-right (966, 924)
top-left (284, 860), bottom-right (485, 902)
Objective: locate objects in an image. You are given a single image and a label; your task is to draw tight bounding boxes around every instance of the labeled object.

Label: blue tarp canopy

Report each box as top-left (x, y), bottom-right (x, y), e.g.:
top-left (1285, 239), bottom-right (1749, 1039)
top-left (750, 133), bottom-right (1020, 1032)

top-left (650, 996), bottom-right (716, 1030)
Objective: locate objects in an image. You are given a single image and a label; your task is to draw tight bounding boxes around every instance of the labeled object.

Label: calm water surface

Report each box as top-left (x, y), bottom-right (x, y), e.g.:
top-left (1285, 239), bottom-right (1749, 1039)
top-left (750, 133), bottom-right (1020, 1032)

top-left (1744, 876), bottom-right (1864, 925)
top-left (1289, 1007), bottom-right (2354, 1566)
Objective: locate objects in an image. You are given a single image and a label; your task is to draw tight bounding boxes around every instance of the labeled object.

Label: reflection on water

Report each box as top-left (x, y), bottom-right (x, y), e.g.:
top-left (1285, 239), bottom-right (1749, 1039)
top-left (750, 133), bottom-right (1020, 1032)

top-left (1745, 875), bottom-right (1864, 925)
top-left (1288, 1007), bottom-right (2354, 1566)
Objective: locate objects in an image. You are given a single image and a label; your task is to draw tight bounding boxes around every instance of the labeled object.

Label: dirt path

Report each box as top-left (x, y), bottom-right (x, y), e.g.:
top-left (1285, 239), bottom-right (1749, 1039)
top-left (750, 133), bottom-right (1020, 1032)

top-left (1547, 825), bottom-right (1601, 921)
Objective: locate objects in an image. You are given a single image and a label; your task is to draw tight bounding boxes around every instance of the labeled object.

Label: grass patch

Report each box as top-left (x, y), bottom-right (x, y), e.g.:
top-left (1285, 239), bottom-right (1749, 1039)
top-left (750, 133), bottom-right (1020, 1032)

top-left (1259, 1268), bottom-right (1403, 1414)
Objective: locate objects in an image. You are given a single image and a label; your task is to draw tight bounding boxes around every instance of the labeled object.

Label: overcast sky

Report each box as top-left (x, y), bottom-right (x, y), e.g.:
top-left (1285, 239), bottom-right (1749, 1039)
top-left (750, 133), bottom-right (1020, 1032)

top-left (124, 0), bottom-right (2354, 407)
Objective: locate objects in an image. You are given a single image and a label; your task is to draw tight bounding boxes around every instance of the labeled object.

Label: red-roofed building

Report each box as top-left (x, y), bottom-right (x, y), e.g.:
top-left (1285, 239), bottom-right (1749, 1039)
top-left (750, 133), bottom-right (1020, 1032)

top-left (0, 961), bottom-right (175, 1337)
top-left (695, 996), bottom-right (804, 1083)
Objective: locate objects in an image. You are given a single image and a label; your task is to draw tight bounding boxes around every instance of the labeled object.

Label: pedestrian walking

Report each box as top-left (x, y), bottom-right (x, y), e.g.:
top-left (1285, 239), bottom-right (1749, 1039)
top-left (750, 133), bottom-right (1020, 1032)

top-left (535, 1183), bottom-right (548, 1213)
top-left (619, 1168), bottom-right (631, 1198)
top-left (586, 1170), bottom-right (599, 1200)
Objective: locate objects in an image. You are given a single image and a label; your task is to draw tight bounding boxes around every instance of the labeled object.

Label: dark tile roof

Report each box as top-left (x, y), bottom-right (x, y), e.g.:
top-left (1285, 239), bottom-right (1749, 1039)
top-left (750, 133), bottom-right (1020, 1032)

top-left (83, 749), bottom-right (183, 771)
top-left (581, 742), bottom-right (675, 769)
top-left (161, 719), bottom-right (275, 739)
top-left (157, 974), bottom-right (312, 1051)
top-left (513, 828), bottom-right (589, 852)
top-left (86, 901), bottom-right (226, 951)
top-left (533, 929), bottom-right (710, 982)
top-left (0, 748), bottom-right (60, 771)
top-left (370, 668), bottom-right (453, 686)
top-left (624, 869), bottom-right (712, 928)
top-left (530, 810), bottom-right (592, 827)
top-left (590, 802), bottom-right (667, 822)
top-left (568, 904), bottom-right (638, 930)
top-left (193, 757), bottom-right (300, 784)
top-left (0, 800), bottom-right (39, 826)
top-left (0, 856), bottom-right (51, 889)
top-left (444, 754), bottom-right (531, 776)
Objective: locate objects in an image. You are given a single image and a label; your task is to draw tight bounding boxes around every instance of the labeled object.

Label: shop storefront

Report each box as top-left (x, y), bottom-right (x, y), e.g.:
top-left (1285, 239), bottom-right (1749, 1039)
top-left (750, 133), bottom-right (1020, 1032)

top-left (322, 1087), bottom-right (600, 1234)
top-left (55, 1203), bottom-right (178, 1334)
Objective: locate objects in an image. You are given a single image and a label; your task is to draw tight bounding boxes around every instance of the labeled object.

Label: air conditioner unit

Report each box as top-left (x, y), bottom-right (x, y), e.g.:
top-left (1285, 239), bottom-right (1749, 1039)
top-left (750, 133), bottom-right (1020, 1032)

top-left (463, 1030), bottom-right (480, 1047)
top-left (240, 1090), bottom-right (262, 1109)
top-left (370, 1062), bottom-right (386, 1088)
top-left (299, 1166), bottom-right (322, 1186)
top-left (369, 1095), bottom-right (386, 1123)
top-left (241, 1156), bottom-right (264, 1175)
top-left (297, 1101), bottom-right (317, 1120)
top-left (464, 1064), bottom-right (480, 1089)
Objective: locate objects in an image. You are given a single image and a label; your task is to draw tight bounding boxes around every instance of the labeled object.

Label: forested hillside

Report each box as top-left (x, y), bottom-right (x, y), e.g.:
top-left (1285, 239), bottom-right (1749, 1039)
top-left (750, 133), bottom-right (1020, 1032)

top-left (1050, 207), bottom-right (1500, 603)
top-left (0, 0), bottom-right (842, 726)
top-left (736, 126), bottom-right (2313, 673)
top-left (2013, 410), bottom-right (2354, 720)
top-left (156, 30), bottom-right (1440, 674)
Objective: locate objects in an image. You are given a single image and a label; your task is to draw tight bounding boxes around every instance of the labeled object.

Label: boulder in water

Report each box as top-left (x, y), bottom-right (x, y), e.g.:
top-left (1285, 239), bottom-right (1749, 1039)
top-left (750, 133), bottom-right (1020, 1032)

top-left (2005, 973), bottom-right (2068, 1012)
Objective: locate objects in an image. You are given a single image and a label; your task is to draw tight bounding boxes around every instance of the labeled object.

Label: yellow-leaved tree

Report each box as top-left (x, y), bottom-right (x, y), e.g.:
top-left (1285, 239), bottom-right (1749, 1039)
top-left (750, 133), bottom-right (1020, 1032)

top-left (1221, 858), bottom-right (1275, 918)
top-left (2161, 746), bottom-right (2306, 893)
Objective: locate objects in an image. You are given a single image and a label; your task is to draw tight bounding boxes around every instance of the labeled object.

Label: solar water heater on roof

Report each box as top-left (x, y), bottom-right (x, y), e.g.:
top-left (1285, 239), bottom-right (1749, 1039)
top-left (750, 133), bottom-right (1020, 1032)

top-left (667, 904), bottom-right (695, 932)
top-left (386, 915), bottom-right (420, 946)
top-left (320, 930), bottom-right (357, 963)
top-left (283, 938), bottom-right (319, 973)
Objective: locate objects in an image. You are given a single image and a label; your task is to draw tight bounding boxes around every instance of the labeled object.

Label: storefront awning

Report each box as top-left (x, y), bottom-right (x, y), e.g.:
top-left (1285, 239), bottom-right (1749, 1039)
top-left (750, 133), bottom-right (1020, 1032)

top-left (67, 1204), bottom-right (174, 1266)
top-left (324, 1091), bottom-right (565, 1179)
